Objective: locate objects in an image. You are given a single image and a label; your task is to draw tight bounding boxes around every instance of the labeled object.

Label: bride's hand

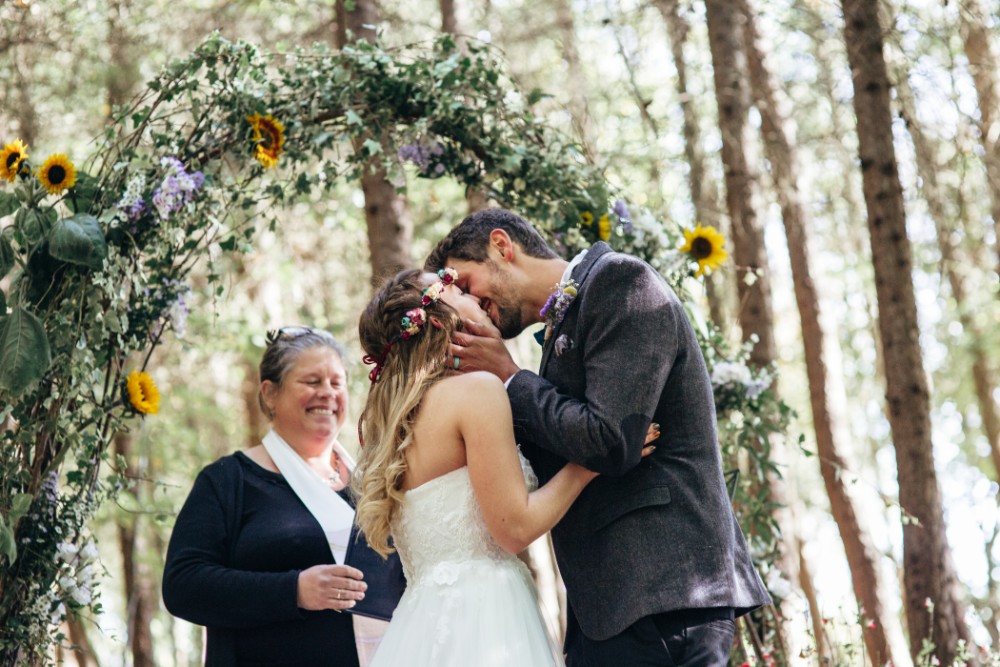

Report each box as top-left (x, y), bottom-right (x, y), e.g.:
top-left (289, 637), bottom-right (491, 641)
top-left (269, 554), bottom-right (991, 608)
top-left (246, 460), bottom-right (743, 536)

top-left (641, 422), bottom-right (661, 458)
top-left (297, 563), bottom-right (367, 611)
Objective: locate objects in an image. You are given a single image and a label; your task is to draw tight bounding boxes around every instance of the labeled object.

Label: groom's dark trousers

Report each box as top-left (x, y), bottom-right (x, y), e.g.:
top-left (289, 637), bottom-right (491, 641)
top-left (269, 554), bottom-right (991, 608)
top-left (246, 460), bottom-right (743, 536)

top-left (565, 606), bottom-right (736, 667)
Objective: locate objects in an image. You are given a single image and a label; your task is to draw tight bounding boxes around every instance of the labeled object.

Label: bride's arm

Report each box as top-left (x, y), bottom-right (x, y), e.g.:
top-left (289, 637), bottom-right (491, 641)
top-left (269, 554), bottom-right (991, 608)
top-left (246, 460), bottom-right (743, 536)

top-left (456, 372), bottom-right (598, 555)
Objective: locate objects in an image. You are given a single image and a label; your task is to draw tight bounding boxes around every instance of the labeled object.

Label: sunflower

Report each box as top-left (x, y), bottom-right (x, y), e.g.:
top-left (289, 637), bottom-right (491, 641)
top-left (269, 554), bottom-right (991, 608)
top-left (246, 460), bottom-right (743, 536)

top-left (679, 223), bottom-right (729, 276)
top-left (0, 139), bottom-right (29, 182)
top-left (598, 214), bottom-right (612, 241)
top-left (37, 154), bottom-right (77, 195)
top-left (247, 113), bottom-right (285, 169)
top-left (126, 370), bottom-right (161, 415)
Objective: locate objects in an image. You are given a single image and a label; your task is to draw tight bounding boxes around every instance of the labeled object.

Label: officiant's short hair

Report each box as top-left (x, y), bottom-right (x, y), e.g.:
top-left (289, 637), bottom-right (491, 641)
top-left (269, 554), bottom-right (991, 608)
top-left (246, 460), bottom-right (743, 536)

top-left (258, 327), bottom-right (346, 417)
top-left (425, 209), bottom-right (557, 271)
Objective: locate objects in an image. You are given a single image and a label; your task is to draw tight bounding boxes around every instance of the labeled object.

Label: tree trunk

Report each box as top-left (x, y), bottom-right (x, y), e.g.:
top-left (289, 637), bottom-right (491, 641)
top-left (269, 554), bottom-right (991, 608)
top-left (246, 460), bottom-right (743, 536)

top-left (113, 432), bottom-right (156, 667)
top-left (653, 0), bottom-right (729, 329)
top-left (704, 0), bottom-right (774, 367)
top-left (893, 68), bottom-right (1000, 485)
top-left (440, 0), bottom-right (460, 34)
top-left (106, 0), bottom-right (141, 116)
top-left (840, 1), bottom-right (977, 662)
top-left (794, 535), bottom-right (831, 665)
top-left (554, 0), bottom-right (595, 155)
top-left (741, 1), bottom-right (896, 664)
top-left (64, 617), bottom-right (100, 667)
top-left (336, 0), bottom-right (414, 286)
top-left (438, 0), bottom-right (492, 214)
top-left (957, 0), bottom-right (1000, 282)
top-left (705, 2), bottom-right (790, 659)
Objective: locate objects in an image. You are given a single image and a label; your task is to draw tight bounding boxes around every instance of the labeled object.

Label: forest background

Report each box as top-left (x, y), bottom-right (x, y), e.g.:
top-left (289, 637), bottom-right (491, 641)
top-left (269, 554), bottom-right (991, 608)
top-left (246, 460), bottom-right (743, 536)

top-left (1, 0), bottom-right (999, 665)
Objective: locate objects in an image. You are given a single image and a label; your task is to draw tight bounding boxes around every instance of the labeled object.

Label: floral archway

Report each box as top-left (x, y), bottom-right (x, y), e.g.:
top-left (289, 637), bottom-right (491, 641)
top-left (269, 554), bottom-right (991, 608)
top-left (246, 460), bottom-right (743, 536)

top-left (0, 34), bottom-right (787, 661)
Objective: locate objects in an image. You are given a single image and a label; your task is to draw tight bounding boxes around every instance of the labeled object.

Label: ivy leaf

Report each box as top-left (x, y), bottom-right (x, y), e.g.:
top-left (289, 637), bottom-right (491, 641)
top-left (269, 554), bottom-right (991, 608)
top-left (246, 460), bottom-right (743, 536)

top-left (0, 516), bottom-right (15, 565)
top-left (345, 110), bottom-right (363, 126)
top-left (0, 192), bottom-right (19, 219)
top-left (0, 234), bottom-right (13, 280)
top-left (362, 138), bottom-right (382, 156)
top-left (526, 88), bottom-right (550, 106)
top-left (48, 214), bottom-right (108, 269)
top-left (0, 305), bottom-right (52, 396)
top-left (8, 493), bottom-right (32, 525)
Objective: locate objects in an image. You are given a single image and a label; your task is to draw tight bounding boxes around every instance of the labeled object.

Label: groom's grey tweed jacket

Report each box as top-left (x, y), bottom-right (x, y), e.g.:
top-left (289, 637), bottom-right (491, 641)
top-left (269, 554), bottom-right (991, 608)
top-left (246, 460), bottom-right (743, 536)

top-left (508, 242), bottom-right (770, 642)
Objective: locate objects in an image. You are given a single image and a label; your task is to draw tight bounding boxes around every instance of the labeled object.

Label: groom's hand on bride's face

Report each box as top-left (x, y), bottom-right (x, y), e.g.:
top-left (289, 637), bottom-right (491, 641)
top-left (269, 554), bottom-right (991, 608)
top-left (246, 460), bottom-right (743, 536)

top-left (450, 319), bottom-right (521, 383)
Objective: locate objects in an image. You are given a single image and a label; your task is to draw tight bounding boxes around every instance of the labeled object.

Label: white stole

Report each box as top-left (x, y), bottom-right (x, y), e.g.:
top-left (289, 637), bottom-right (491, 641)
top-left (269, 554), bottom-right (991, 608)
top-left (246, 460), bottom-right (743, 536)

top-left (261, 430), bottom-right (388, 666)
top-left (261, 429), bottom-right (355, 563)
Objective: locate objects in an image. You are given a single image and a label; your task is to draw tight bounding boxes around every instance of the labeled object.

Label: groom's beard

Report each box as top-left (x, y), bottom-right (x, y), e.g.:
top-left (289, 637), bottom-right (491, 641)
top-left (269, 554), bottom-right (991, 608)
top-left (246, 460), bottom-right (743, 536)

top-left (484, 285), bottom-right (525, 340)
top-left (483, 261), bottom-right (527, 339)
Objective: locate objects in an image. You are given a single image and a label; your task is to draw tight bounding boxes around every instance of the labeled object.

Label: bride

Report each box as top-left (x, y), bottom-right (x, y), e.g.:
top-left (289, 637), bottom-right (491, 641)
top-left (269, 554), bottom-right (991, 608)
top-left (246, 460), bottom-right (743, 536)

top-left (353, 268), bottom-right (656, 666)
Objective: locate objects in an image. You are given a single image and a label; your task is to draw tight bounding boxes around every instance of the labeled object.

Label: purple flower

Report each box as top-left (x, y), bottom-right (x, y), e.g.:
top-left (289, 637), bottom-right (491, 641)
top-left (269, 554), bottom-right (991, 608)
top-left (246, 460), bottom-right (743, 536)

top-left (397, 140), bottom-right (445, 172)
top-left (613, 200), bottom-right (633, 233)
top-left (152, 157), bottom-right (205, 220)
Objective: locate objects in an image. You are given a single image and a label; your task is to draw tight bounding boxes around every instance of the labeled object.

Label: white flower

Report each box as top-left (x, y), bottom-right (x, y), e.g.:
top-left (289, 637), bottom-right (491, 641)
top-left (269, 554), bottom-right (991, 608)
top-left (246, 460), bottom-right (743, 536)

top-left (765, 567), bottom-right (793, 599)
top-left (711, 361), bottom-right (753, 388)
top-left (70, 586), bottom-right (92, 607)
top-left (77, 565), bottom-right (95, 586)
top-left (50, 602), bottom-right (66, 625)
top-left (80, 540), bottom-right (98, 561)
top-left (729, 411), bottom-right (745, 428)
top-left (56, 542), bottom-right (78, 564)
top-left (58, 575), bottom-right (77, 593)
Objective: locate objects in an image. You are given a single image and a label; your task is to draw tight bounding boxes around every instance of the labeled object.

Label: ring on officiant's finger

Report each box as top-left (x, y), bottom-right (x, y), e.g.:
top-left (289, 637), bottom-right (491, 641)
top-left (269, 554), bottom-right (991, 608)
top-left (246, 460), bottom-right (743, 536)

top-left (453, 356), bottom-right (460, 370)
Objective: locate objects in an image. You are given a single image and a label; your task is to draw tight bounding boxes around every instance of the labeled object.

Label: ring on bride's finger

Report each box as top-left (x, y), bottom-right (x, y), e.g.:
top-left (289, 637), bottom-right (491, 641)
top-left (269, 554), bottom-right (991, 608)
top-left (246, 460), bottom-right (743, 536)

top-left (337, 591), bottom-right (342, 600)
top-left (453, 356), bottom-right (460, 370)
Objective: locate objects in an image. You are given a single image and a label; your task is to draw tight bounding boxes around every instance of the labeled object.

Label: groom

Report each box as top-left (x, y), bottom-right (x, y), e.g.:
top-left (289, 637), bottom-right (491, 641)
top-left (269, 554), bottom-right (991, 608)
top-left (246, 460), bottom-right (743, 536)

top-left (426, 209), bottom-right (770, 666)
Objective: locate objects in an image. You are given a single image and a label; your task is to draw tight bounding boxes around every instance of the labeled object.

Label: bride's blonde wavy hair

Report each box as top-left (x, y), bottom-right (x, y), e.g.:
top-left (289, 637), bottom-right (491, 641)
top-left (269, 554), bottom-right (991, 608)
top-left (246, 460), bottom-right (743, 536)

top-left (354, 269), bottom-right (463, 557)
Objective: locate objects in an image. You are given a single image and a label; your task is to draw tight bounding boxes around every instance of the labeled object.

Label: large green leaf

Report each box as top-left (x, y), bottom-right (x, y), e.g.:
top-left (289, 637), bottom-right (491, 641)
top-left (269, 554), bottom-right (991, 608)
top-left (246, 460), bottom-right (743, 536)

top-left (0, 306), bottom-right (52, 396)
top-left (48, 213), bottom-right (107, 269)
top-left (0, 234), bottom-right (13, 280)
top-left (0, 192), bottom-right (19, 218)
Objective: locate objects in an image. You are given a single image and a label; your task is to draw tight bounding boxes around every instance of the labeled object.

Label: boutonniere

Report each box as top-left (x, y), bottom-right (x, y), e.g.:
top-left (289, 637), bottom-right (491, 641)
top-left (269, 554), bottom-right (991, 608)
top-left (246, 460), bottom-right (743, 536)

top-left (540, 278), bottom-right (578, 342)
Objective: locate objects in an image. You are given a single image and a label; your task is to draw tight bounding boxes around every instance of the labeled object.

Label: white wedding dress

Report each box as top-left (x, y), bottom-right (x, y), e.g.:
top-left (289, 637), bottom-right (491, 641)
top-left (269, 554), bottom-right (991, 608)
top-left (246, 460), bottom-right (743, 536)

top-left (368, 455), bottom-right (565, 667)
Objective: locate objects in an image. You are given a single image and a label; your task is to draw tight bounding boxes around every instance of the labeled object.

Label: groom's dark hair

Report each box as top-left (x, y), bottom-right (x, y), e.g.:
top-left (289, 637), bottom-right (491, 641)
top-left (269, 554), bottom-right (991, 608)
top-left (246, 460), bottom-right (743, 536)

top-left (424, 209), bottom-right (557, 271)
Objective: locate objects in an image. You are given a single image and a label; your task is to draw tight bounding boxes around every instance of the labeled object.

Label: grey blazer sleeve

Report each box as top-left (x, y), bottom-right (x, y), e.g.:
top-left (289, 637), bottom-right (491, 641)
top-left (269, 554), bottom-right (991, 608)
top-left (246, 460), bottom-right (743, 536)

top-left (508, 255), bottom-right (682, 475)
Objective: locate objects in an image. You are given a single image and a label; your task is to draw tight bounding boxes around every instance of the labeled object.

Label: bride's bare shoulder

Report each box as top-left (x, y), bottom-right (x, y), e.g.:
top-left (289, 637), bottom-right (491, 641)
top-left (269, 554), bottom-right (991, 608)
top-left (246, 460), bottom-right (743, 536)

top-left (426, 373), bottom-right (509, 425)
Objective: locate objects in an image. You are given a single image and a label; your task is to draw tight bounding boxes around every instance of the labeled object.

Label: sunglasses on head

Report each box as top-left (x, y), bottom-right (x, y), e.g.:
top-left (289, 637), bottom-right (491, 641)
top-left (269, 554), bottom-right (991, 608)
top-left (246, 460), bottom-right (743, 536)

top-left (265, 326), bottom-right (317, 346)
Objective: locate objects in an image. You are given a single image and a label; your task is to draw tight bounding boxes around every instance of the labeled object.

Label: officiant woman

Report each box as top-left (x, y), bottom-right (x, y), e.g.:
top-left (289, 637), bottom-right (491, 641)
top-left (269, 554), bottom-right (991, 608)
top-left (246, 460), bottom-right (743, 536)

top-left (163, 326), bottom-right (378, 667)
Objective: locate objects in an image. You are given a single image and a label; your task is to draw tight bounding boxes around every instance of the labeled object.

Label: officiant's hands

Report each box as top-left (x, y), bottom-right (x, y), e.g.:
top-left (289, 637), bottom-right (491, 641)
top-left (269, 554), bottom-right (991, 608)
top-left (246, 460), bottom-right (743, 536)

top-left (449, 319), bottom-right (521, 382)
top-left (297, 563), bottom-right (367, 611)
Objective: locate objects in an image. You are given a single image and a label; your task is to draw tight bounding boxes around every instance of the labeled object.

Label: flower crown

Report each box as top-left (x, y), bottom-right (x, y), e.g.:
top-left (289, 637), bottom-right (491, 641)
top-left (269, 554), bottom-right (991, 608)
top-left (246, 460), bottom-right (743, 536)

top-left (363, 267), bottom-right (459, 383)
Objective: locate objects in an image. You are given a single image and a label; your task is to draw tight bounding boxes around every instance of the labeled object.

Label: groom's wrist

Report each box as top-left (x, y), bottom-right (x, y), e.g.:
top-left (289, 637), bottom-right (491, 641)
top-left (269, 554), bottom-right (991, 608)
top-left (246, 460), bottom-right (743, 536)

top-left (502, 368), bottom-right (522, 389)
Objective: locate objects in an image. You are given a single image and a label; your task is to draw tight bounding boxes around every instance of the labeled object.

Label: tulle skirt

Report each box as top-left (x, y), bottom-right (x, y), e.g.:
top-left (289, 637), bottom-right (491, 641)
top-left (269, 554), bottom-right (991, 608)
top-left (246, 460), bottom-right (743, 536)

top-left (368, 557), bottom-right (565, 667)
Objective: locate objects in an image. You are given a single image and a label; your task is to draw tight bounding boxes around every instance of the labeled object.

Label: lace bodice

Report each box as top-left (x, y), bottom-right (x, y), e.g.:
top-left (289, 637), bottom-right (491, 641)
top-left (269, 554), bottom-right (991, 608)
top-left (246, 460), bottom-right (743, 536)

top-left (391, 453), bottom-right (538, 587)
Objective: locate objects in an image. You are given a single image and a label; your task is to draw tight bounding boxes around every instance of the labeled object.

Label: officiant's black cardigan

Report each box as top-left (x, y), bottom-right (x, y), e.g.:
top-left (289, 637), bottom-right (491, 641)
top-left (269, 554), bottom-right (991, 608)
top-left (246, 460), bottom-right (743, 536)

top-left (163, 452), bottom-right (359, 667)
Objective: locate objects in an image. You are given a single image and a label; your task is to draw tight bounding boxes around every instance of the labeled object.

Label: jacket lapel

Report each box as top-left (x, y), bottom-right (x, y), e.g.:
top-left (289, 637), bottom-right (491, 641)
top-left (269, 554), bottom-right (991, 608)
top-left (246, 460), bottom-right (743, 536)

top-left (538, 242), bottom-right (612, 376)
